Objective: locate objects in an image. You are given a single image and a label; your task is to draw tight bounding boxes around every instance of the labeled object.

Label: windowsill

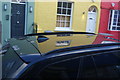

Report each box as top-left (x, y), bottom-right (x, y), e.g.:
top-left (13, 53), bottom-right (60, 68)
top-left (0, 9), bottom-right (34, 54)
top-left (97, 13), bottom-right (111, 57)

top-left (109, 30), bottom-right (120, 31)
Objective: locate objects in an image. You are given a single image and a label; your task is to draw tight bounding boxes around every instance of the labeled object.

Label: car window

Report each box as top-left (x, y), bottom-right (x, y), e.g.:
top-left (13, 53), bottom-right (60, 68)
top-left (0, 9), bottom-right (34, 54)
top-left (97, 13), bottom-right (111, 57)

top-left (93, 50), bottom-right (120, 79)
top-left (77, 56), bottom-right (97, 80)
top-left (76, 50), bottom-right (120, 80)
top-left (28, 57), bottom-right (81, 80)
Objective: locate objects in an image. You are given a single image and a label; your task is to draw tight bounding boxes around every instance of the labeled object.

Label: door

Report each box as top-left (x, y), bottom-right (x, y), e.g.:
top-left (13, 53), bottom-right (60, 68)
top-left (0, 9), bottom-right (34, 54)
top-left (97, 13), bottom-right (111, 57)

top-left (86, 12), bottom-right (97, 33)
top-left (11, 3), bottom-right (25, 38)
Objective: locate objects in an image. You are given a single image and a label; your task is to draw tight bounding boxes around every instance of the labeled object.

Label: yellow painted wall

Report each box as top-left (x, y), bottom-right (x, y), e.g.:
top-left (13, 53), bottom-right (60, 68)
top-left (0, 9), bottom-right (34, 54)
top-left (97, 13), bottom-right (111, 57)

top-left (34, 0), bottom-right (101, 33)
top-left (34, 1), bottom-right (57, 32)
top-left (72, 0), bottom-right (101, 33)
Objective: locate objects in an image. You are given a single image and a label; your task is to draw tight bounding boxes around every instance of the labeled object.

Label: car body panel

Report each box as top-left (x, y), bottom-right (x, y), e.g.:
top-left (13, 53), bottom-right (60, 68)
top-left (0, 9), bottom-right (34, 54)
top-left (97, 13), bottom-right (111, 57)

top-left (17, 43), bottom-right (120, 79)
top-left (8, 37), bottom-right (41, 56)
top-left (37, 34), bottom-right (97, 54)
top-left (2, 47), bottom-right (27, 79)
top-left (1, 32), bottom-right (120, 79)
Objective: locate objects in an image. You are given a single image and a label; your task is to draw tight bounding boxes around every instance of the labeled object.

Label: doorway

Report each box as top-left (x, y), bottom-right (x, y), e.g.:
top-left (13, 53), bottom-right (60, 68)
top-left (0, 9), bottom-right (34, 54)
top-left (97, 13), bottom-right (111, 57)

top-left (11, 3), bottom-right (26, 38)
top-left (86, 6), bottom-right (97, 33)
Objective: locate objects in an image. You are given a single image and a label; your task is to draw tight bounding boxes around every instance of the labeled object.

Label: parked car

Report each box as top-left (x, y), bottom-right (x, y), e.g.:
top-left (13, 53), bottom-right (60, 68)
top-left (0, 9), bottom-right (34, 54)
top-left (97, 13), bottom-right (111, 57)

top-left (1, 32), bottom-right (120, 80)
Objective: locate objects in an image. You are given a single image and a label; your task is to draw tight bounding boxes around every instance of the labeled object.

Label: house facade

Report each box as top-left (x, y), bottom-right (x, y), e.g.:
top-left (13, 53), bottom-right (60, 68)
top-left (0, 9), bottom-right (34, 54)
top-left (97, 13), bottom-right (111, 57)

top-left (34, 0), bottom-right (101, 34)
top-left (0, 0), bottom-right (34, 45)
top-left (99, 0), bottom-right (120, 41)
top-left (0, 0), bottom-right (101, 45)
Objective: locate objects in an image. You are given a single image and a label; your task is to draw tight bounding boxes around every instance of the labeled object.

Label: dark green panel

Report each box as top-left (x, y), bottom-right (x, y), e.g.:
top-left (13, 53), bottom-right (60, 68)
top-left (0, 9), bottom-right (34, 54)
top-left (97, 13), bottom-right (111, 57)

top-left (2, 1), bottom-right (11, 45)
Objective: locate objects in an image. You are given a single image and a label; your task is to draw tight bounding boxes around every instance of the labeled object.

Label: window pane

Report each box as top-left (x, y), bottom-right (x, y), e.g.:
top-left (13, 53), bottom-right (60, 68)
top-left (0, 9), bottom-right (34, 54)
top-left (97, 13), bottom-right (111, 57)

top-left (57, 15), bottom-right (61, 21)
top-left (66, 16), bottom-right (70, 22)
top-left (67, 9), bottom-right (71, 15)
top-left (113, 22), bottom-right (116, 25)
top-left (115, 10), bottom-right (118, 14)
top-left (117, 27), bottom-right (120, 30)
top-left (93, 8), bottom-right (96, 12)
top-left (66, 22), bottom-right (70, 27)
top-left (112, 27), bottom-right (116, 30)
top-left (117, 22), bottom-right (120, 26)
top-left (114, 15), bottom-right (117, 18)
top-left (61, 22), bottom-right (65, 27)
top-left (117, 15), bottom-right (120, 26)
top-left (63, 2), bottom-right (67, 8)
top-left (62, 9), bottom-right (66, 14)
top-left (56, 21), bottom-right (60, 27)
top-left (58, 2), bottom-right (62, 7)
top-left (113, 19), bottom-right (117, 22)
top-left (57, 8), bottom-right (61, 14)
top-left (61, 16), bottom-right (65, 21)
top-left (68, 3), bottom-right (72, 8)
top-left (88, 6), bottom-right (97, 12)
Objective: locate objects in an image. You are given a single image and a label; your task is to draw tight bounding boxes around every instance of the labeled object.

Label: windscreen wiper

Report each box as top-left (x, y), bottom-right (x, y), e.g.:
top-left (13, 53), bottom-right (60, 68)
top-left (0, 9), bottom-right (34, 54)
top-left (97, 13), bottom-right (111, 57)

top-left (25, 32), bottom-right (96, 36)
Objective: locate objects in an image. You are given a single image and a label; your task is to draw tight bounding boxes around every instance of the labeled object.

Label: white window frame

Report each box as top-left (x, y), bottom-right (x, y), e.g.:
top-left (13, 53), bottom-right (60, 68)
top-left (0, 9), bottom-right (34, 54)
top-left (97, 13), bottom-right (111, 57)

top-left (55, 1), bottom-right (73, 31)
top-left (109, 10), bottom-right (120, 31)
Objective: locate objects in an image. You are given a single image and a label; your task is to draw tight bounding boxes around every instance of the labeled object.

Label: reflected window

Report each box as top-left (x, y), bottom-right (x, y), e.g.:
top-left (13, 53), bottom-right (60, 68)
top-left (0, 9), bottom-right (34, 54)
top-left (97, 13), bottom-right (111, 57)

top-left (12, 0), bottom-right (26, 3)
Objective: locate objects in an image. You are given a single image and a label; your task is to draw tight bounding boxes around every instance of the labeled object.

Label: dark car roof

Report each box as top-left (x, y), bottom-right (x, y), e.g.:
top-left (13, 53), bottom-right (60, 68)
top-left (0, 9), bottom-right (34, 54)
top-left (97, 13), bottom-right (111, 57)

top-left (17, 43), bottom-right (120, 79)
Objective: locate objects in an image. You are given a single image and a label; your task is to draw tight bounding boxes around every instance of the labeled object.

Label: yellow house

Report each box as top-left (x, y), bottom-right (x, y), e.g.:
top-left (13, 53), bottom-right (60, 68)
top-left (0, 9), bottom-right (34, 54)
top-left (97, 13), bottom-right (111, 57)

top-left (34, 0), bottom-right (101, 34)
top-left (34, 0), bottom-right (101, 52)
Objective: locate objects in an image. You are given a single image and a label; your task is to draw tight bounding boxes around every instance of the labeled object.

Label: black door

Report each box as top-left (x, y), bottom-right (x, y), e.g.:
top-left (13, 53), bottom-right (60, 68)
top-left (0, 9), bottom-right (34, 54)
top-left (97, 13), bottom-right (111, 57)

top-left (11, 3), bottom-right (25, 38)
